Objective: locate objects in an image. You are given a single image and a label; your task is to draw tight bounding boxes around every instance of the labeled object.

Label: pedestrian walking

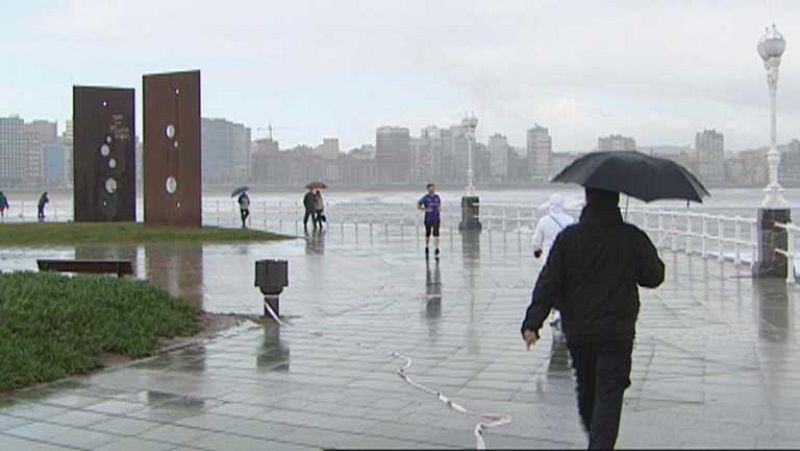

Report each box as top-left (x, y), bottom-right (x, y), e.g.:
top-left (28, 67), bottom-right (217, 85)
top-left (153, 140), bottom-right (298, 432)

top-left (533, 193), bottom-right (575, 261)
top-left (417, 183), bottom-right (442, 258)
top-left (532, 193), bottom-right (576, 340)
top-left (237, 191), bottom-right (251, 229)
top-left (303, 187), bottom-right (317, 231)
top-left (37, 192), bottom-right (49, 222)
top-left (0, 192), bottom-right (9, 220)
top-left (314, 190), bottom-right (326, 229)
top-left (521, 187), bottom-right (664, 449)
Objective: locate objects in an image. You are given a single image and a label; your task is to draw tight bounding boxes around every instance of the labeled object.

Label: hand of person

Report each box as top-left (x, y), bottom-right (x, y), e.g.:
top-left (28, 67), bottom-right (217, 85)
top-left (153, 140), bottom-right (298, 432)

top-left (523, 329), bottom-right (539, 350)
top-left (534, 249), bottom-right (542, 259)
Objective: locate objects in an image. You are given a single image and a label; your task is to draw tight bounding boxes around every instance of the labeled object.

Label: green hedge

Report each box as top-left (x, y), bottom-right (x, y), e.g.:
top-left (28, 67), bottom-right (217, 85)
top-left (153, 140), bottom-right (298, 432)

top-left (0, 272), bottom-right (200, 391)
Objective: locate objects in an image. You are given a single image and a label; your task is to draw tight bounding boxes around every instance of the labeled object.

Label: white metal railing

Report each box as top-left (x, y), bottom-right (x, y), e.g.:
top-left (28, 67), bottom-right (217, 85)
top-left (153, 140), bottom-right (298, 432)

top-left (2, 197), bottom-right (774, 272)
top-left (773, 221), bottom-right (798, 284)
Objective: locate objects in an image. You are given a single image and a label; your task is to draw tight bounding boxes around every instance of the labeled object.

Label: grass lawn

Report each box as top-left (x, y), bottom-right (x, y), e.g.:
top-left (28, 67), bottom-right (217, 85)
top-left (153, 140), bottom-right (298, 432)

top-left (0, 271), bottom-right (200, 391)
top-left (0, 222), bottom-right (290, 246)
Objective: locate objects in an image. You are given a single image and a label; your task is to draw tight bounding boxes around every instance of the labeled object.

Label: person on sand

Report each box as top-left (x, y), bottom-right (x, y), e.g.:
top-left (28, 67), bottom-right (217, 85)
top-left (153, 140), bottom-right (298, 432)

top-left (521, 187), bottom-right (664, 450)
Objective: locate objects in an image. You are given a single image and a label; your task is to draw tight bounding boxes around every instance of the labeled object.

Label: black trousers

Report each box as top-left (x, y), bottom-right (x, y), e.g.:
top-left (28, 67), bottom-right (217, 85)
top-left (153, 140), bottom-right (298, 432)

top-left (303, 210), bottom-right (316, 228)
top-left (568, 338), bottom-right (633, 450)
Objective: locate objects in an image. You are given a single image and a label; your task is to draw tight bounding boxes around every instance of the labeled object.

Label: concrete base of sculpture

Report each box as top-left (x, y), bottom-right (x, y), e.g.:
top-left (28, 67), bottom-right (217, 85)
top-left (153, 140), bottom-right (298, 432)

top-left (459, 195), bottom-right (482, 232)
top-left (753, 208), bottom-right (791, 279)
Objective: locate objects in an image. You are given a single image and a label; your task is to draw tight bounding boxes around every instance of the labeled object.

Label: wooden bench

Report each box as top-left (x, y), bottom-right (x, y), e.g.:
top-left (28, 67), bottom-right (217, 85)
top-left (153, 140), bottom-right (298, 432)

top-left (37, 259), bottom-right (134, 278)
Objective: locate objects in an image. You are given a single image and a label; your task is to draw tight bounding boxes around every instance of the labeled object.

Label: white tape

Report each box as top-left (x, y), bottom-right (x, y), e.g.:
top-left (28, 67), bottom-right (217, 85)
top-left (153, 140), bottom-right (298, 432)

top-left (264, 298), bottom-right (513, 449)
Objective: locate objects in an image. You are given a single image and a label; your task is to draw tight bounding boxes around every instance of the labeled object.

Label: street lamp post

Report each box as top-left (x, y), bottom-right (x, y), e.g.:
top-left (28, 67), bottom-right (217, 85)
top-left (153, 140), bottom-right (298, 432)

top-left (758, 23), bottom-right (788, 209)
top-left (754, 23), bottom-right (792, 278)
top-left (459, 114), bottom-right (482, 232)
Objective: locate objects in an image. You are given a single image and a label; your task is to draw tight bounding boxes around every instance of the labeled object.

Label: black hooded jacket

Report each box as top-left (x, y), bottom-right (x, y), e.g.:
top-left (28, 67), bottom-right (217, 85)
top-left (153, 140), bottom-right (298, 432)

top-left (521, 205), bottom-right (665, 342)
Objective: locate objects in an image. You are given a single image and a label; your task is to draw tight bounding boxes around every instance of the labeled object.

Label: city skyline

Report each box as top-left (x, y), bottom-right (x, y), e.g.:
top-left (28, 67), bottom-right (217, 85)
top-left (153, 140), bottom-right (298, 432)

top-left (2, 1), bottom-right (800, 152)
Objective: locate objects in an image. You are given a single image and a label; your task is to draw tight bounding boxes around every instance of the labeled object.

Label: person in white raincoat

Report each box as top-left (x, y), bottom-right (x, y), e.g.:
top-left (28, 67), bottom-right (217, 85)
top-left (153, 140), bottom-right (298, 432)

top-left (532, 193), bottom-right (575, 340)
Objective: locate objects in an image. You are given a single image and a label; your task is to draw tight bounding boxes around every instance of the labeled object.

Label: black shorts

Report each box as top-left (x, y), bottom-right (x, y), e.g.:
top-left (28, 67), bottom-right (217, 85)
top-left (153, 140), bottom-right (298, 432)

top-left (425, 221), bottom-right (440, 237)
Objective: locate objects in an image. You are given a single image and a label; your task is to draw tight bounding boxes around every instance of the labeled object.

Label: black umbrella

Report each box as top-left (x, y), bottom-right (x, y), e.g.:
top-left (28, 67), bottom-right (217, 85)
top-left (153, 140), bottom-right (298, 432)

top-left (230, 186), bottom-right (250, 197)
top-left (551, 151), bottom-right (710, 203)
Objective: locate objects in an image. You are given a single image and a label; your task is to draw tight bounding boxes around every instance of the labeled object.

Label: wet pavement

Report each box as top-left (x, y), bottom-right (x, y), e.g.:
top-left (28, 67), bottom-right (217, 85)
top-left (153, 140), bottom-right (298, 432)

top-left (1, 227), bottom-right (799, 449)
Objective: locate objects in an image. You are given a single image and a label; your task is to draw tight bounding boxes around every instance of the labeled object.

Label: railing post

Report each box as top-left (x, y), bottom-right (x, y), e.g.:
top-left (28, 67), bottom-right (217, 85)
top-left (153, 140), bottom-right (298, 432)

top-left (750, 220), bottom-right (758, 267)
top-left (517, 208), bottom-right (522, 235)
top-left (686, 214), bottom-right (692, 255)
top-left (734, 218), bottom-right (742, 265)
top-left (787, 226), bottom-right (796, 284)
top-left (671, 213), bottom-right (677, 252)
top-left (718, 217), bottom-right (724, 262)
top-left (701, 215), bottom-right (708, 259)
top-left (658, 212), bottom-right (664, 245)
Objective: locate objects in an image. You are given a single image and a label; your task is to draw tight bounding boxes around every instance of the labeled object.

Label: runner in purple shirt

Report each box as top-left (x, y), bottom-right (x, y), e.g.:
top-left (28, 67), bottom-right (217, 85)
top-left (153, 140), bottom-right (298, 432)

top-left (417, 183), bottom-right (442, 258)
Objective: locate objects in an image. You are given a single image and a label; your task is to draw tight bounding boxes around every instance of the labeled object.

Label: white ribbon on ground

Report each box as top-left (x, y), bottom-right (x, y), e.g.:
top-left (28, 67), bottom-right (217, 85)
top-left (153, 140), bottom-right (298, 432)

top-left (263, 301), bottom-right (513, 449)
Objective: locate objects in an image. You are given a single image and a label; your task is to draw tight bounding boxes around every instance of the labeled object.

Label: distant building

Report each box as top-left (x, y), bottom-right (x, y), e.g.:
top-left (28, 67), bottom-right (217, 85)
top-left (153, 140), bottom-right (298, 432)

top-left (777, 139), bottom-right (800, 186)
top-left (201, 118), bottom-right (252, 185)
top-left (250, 138), bottom-right (280, 184)
top-left (488, 134), bottom-right (510, 182)
top-left (527, 125), bottom-right (552, 182)
top-left (0, 116), bottom-right (24, 185)
top-left (44, 140), bottom-right (65, 186)
top-left (62, 120), bottom-right (74, 188)
top-left (376, 126), bottom-right (410, 184)
top-left (317, 138), bottom-right (340, 161)
top-left (641, 145), bottom-right (692, 170)
top-left (598, 134), bottom-right (637, 152)
top-left (694, 129), bottom-right (725, 185)
top-left (23, 120), bottom-right (58, 187)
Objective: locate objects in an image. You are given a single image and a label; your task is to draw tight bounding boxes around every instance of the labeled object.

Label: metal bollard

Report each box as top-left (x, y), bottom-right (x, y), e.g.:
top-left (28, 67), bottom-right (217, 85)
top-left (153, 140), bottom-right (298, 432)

top-left (255, 260), bottom-right (289, 318)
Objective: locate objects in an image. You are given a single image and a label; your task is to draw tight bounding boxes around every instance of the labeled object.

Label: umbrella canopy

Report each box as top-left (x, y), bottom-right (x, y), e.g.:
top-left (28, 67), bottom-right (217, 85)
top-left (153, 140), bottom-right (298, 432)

top-left (551, 151), bottom-right (710, 203)
top-left (230, 186), bottom-right (250, 197)
top-left (306, 181), bottom-right (327, 190)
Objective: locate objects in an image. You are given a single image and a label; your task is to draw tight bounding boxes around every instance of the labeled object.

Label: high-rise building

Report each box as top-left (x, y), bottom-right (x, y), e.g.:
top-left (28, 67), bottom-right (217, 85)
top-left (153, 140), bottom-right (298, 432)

top-left (251, 137), bottom-right (280, 184)
top-left (488, 134), bottom-right (510, 182)
top-left (694, 129), bottom-right (725, 185)
top-left (62, 120), bottom-right (74, 188)
top-left (201, 118), bottom-right (252, 185)
top-left (598, 134), bottom-right (637, 152)
top-left (0, 116), bottom-right (24, 185)
top-left (44, 140), bottom-right (65, 186)
top-left (376, 126), bottom-right (410, 184)
top-left (450, 124), bottom-right (470, 185)
top-left (527, 125), bottom-right (552, 181)
top-left (317, 138), bottom-right (340, 161)
top-left (23, 120), bottom-right (58, 187)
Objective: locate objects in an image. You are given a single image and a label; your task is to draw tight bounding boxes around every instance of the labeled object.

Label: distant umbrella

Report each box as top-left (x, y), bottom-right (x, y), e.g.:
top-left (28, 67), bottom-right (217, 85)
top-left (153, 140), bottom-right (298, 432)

top-left (551, 151), bottom-right (710, 203)
top-left (306, 182), bottom-right (327, 190)
top-left (230, 186), bottom-right (250, 197)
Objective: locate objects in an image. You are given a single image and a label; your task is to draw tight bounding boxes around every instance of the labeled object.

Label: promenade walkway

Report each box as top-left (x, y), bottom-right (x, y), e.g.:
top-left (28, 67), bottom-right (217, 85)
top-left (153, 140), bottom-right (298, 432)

top-left (0, 229), bottom-right (798, 449)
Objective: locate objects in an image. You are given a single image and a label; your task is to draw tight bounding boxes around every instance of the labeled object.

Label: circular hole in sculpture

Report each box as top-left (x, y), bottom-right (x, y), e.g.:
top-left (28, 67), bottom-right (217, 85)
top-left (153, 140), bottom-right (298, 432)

top-left (173, 140), bottom-right (179, 149)
top-left (166, 177), bottom-right (177, 194)
top-left (102, 101), bottom-right (108, 107)
top-left (108, 158), bottom-right (117, 169)
top-left (177, 201), bottom-right (181, 209)
top-left (102, 199), bottom-right (108, 207)
top-left (100, 144), bottom-right (110, 157)
top-left (105, 178), bottom-right (117, 194)
top-left (175, 88), bottom-right (180, 95)
top-left (165, 124), bottom-right (176, 139)
top-left (106, 136), bottom-right (112, 144)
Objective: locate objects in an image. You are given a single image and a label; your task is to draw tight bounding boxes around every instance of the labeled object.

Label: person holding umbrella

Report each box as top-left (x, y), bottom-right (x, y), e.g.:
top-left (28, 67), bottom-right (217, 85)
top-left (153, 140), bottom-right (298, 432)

top-left (0, 192), bottom-right (9, 220)
top-left (314, 189), bottom-right (326, 230)
top-left (231, 186), bottom-right (250, 229)
top-left (37, 192), bottom-right (49, 222)
top-left (521, 151), bottom-right (707, 449)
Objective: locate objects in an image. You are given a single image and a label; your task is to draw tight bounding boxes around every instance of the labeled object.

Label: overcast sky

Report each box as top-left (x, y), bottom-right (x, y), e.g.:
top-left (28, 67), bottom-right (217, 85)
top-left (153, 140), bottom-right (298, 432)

top-left (2, 0), bottom-right (800, 151)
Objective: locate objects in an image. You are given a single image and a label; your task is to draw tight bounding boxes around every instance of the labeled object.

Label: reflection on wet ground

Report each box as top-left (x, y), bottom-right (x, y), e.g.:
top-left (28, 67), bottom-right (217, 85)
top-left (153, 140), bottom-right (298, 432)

top-left (0, 227), bottom-right (799, 449)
